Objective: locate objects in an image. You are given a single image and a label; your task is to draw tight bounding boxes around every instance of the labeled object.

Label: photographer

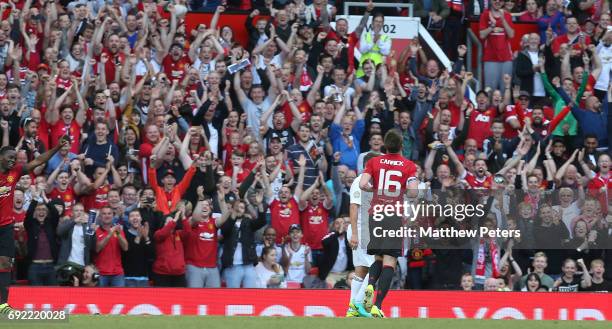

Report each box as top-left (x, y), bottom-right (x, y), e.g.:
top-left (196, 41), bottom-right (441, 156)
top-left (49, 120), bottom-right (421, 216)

top-left (55, 262), bottom-right (100, 287)
top-left (72, 264), bottom-right (100, 287)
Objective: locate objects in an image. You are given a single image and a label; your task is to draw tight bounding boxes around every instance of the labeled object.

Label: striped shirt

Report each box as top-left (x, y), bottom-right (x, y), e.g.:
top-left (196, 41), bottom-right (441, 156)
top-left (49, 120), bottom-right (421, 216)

top-left (286, 141), bottom-right (320, 189)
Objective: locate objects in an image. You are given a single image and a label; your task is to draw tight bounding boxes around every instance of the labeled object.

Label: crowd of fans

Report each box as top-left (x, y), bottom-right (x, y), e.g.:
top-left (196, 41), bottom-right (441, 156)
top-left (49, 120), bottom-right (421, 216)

top-left (1, 0), bottom-right (610, 292)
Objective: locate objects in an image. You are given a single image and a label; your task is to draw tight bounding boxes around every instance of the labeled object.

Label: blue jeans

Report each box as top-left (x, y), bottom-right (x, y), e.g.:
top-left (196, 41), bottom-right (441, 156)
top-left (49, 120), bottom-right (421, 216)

top-left (223, 264), bottom-right (257, 288)
top-left (124, 277), bottom-right (149, 287)
top-left (99, 274), bottom-right (125, 287)
top-left (28, 263), bottom-right (56, 286)
top-left (406, 266), bottom-right (423, 289)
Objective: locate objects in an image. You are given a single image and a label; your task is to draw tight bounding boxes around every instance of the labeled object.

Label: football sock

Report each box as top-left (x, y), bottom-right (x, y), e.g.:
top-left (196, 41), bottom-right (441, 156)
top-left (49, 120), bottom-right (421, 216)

top-left (375, 265), bottom-right (395, 308)
top-left (355, 273), bottom-right (369, 302)
top-left (368, 260), bottom-right (382, 285)
top-left (349, 273), bottom-right (363, 302)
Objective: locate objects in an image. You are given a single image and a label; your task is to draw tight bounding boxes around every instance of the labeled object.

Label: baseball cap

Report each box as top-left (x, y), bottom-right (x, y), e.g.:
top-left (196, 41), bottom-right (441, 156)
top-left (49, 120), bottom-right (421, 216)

top-left (163, 169), bottom-right (176, 178)
top-left (371, 118), bottom-right (381, 125)
top-left (288, 224), bottom-right (302, 233)
top-left (519, 91), bottom-right (530, 98)
top-left (37, 63), bottom-right (50, 73)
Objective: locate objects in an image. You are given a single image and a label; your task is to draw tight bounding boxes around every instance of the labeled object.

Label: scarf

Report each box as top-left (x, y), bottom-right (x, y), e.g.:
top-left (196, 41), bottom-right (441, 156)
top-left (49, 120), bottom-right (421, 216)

top-left (475, 238), bottom-right (500, 281)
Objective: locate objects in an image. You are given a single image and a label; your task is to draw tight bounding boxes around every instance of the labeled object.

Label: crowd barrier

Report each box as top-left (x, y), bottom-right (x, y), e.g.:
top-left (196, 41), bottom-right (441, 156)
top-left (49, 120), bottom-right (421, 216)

top-left (9, 287), bottom-right (611, 319)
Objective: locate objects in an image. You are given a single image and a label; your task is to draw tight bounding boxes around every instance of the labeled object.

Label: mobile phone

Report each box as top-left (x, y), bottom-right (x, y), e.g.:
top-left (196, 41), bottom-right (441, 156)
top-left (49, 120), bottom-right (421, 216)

top-left (228, 59), bottom-right (251, 74)
top-left (86, 210), bottom-right (97, 236)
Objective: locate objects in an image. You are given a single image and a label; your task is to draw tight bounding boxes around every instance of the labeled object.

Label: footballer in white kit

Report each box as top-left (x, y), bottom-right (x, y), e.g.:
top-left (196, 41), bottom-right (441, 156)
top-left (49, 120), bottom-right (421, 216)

top-left (345, 173), bottom-right (375, 317)
top-left (349, 174), bottom-right (375, 267)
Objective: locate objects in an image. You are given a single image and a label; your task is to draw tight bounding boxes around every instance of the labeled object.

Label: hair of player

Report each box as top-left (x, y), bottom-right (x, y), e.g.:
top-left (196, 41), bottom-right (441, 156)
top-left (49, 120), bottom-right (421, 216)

top-left (383, 129), bottom-right (403, 154)
top-left (363, 151), bottom-right (382, 167)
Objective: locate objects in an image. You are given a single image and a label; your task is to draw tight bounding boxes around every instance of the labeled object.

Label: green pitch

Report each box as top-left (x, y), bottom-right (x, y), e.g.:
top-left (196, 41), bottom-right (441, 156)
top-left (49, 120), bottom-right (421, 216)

top-left (2, 316), bottom-right (610, 329)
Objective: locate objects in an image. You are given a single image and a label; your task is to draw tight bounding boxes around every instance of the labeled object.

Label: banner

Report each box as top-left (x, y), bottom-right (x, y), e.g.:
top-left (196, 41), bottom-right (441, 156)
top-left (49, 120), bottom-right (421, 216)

top-left (9, 288), bottom-right (610, 320)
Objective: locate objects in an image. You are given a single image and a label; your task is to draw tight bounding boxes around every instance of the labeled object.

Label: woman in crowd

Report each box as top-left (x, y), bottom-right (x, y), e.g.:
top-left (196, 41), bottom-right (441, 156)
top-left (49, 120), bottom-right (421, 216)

top-left (255, 246), bottom-right (287, 289)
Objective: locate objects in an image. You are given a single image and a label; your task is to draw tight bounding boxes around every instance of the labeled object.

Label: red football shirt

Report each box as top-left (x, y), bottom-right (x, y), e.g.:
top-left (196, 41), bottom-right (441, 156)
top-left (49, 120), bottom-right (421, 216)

top-left (49, 120), bottom-right (81, 154)
top-left (100, 50), bottom-right (125, 85)
top-left (504, 107), bottom-right (521, 139)
top-left (183, 218), bottom-right (218, 268)
top-left (300, 202), bottom-right (330, 250)
top-left (479, 10), bottom-right (514, 62)
top-left (270, 197), bottom-right (300, 244)
top-left (162, 55), bottom-right (191, 81)
top-left (55, 76), bottom-right (73, 90)
top-left (447, 102), bottom-right (462, 128)
top-left (94, 227), bottom-right (125, 275)
top-left (465, 172), bottom-right (493, 189)
top-left (49, 186), bottom-right (76, 217)
top-left (468, 108), bottom-right (497, 148)
top-left (587, 173), bottom-right (612, 214)
top-left (9, 209), bottom-right (26, 243)
top-left (364, 153), bottom-right (418, 205)
top-left (552, 34), bottom-right (591, 56)
top-left (0, 165), bottom-right (24, 226)
top-left (81, 184), bottom-right (110, 211)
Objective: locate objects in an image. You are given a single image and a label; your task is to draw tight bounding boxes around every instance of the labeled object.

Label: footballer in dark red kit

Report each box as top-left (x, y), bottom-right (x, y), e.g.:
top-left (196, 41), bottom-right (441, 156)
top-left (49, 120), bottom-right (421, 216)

top-left (0, 135), bottom-right (70, 313)
top-left (359, 129), bottom-right (419, 318)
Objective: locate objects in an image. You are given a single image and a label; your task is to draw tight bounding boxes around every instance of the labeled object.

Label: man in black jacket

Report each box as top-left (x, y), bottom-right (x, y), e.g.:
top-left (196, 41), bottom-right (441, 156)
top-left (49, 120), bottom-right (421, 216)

top-left (319, 216), bottom-right (354, 286)
top-left (24, 199), bottom-right (61, 285)
top-left (220, 193), bottom-right (267, 288)
top-left (123, 210), bottom-right (154, 287)
top-left (515, 33), bottom-right (546, 102)
top-left (245, 9), bottom-right (272, 52)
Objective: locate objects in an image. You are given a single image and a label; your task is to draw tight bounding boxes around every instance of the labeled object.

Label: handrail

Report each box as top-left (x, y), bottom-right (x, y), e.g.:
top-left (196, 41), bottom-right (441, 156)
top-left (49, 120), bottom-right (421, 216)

top-left (466, 28), bottom-right (483, 86)
top-left (343, 2), bottom-right (413, 17)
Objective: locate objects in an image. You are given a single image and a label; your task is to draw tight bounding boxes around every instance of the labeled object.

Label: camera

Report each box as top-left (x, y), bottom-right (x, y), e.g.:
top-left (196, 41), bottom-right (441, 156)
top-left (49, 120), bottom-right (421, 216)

top-left (56, 264), bottom-right (99, 286)
top-left (333, 93), bottom-right (343, 103)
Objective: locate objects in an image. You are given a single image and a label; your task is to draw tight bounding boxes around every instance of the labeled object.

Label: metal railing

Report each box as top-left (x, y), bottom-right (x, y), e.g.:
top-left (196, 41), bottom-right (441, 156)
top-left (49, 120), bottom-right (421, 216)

top-left (343, 2), bottom-right (413, 17)
top-left (466, 28), bottom-right (483, 85)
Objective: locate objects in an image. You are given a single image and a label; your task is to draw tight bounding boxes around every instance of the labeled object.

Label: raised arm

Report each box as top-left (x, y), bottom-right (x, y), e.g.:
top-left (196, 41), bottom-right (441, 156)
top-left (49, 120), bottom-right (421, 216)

top-left (25, 136), bottom-right (69, 173)
top-left (354, 1), bottom-right (373, 38)
top-left (73, 79), bottom-right (88, 126)
top-left (523, 141), bottom-right (541, 174)
top-left (260, 94), bottom-right (282, 136)
top-left (307, 65), bottom-right (325, 106)
top-left (233, 71), bottom-right (249, 107)
top-left (424, 147), bottom-right (437, 180)
top-left (577, 148), bottom-right (595, 179)
top-left (556, 151), bottom-right (580, 185)
top-left (286, 93), bottom-right (303, 132)
top-left (445, 140), bottom-right (466, 178)
top-left (215, 190), bottom-right (231, 227)
top-left (294, 154), bottom-right (306, 205)
top-left (210, 5), bottom-right (224, 31)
